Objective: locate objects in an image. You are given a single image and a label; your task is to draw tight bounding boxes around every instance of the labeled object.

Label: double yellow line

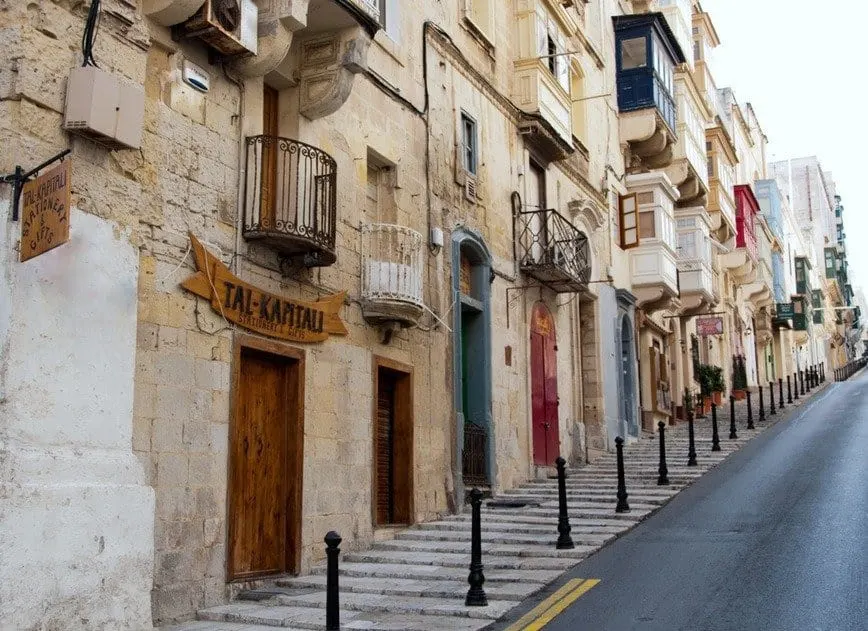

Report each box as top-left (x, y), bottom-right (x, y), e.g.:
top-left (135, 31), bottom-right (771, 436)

top-left (503, 578), bottom-right (601, 631)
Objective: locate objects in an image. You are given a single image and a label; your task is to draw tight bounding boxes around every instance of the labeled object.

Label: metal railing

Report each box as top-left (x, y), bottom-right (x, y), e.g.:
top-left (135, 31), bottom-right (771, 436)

top-left (243, 135), bottom-right (337, 265)
top-left (361, 224), bottom-right (424, 307)
top-left (516, 207), bottom-right (591, 293)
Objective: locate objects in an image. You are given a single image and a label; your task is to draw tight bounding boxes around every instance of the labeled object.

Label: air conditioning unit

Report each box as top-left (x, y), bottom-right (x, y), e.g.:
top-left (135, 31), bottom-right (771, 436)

top-left (180, 0), bottom-right (258, 57)
top-left (464, 175), bottom-right (478, 202)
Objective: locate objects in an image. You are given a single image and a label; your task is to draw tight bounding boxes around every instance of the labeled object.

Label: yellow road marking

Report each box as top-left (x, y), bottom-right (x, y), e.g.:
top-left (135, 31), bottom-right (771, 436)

top-left (503, 578), bottom-right (601, 631)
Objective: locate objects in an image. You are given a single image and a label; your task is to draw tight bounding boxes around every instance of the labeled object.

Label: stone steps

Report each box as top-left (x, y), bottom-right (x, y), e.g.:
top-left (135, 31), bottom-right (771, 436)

top-left (172, 391), bottom-right (794, 631)
top-left (276, 574), bottom-right (541, 602)
top-left (307, 562), bottom-right (562, 585)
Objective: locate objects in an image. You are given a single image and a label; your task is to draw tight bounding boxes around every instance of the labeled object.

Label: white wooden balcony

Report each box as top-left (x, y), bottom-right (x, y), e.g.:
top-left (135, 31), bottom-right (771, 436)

top-left (361, 224), bottom-right (424, 327)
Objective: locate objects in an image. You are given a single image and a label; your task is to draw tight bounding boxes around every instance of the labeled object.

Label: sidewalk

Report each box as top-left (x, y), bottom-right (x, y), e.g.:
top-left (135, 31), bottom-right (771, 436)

top-left (163, 381), bottom-right (829, 631)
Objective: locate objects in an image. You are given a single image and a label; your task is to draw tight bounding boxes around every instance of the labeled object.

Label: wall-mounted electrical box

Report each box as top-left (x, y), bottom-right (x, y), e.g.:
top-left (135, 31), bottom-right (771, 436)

top-left (63, 66), bottom-right (145, 150)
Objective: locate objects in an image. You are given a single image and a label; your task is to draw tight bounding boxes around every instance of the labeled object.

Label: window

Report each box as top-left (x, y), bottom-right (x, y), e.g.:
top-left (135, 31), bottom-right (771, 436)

top-left (825, 248), bottom-right (836, 279)
top-left (465, 0), bottom-right (494, 44)
top-left (366, 165), bottom-right (380, 216)
top-left (621, 37), bottom-right (647, 69)
top-left (619, 194), bottom-right (639, 248)
top-left (461, 113), bottom-right (478, 176)
top-left (639, 210), bottom-right (656, 239)
top-left (571, 70), bottom-right (586, 143)
top-left (547, 34), bottom-right (557, 74)
top-left (377, 0), bottom-right (386, 28)
top-left (678, 232), bottom-right (697, 259)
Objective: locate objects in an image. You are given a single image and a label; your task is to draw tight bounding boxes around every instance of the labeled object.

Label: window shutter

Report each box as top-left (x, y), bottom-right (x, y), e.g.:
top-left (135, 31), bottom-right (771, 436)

top-left (620, 194), bottom-right (639, 249)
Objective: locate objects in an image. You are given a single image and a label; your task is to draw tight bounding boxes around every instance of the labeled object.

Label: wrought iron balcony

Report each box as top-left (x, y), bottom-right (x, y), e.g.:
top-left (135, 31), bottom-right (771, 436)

top-left (360, 223), bottom-right (424, 327)
top-left (243, 135), bottom-right (337, 266)
top-left (516, 207), bottom-right (591, 293)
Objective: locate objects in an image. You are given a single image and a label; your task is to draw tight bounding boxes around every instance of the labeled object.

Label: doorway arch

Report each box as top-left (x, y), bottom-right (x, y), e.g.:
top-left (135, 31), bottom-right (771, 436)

top-left (451, 229), bottom-right (493, 493)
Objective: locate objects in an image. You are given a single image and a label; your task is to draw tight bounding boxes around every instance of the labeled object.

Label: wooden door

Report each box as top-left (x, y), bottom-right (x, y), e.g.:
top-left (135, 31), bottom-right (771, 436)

top-left (530, 303), bottom-right (559, 465)
top-left (373, 362), bottom-right (414, 526)
top-left (261, 85), bottom-right (279, 229)
top-left (375, 371), bottom-right (396, 524)
top-left (228, 345), bottom-right (302, 581)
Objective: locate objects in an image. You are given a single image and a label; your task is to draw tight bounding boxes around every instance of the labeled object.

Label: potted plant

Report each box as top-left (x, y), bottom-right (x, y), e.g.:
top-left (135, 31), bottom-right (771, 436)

top-left (696, 365), bottom-right (715, 415)
top-left (709, 365), bottom-right (725, 405)
top-left (731, 355), bottom-right (748, 400)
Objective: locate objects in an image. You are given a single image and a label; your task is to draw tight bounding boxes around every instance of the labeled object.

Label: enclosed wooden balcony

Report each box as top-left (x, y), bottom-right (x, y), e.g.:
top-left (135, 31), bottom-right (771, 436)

top-left (720, 184), bottom-right (758, 283)
top-left (613, 13), bottom-right (686, 171)
top-left (360, 224), bottom-right (424, 328)
top-left (243, 135), bottom-right (337, 267)
top-left (516, 207), bottom-right (591, 293)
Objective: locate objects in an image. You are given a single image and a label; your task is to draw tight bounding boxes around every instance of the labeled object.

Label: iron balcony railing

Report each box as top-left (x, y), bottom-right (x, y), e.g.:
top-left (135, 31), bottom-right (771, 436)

top-left (361, 223), bottom-right (424, 309)
top-left (516, 207), bottom-right (591, 293)
top-left (243, 135), bottom-right (337, 266)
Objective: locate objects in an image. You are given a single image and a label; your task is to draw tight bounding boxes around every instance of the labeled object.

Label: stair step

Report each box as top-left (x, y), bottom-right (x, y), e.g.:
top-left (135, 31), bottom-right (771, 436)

top-left (198, 602), bottom-right (490, 630)
top-left (308, 562), bottom-right (562, 584)
top-left (395, 529), bottom-right (615, 548)
top-left (275, 590), bottom-right (516, 620)
top-left (276, 574), bottom-right (541, 602)
top-left (417, 519), bottom-right (626, 536)
top-left (373, 538), bottom-right (595, 558)
top-left (344, 549), bottom-right (579, 570)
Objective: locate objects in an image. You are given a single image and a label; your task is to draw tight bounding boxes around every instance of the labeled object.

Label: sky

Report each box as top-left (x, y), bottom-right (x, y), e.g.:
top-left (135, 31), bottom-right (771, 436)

top-left (703, 0), bottom-right (867, 298)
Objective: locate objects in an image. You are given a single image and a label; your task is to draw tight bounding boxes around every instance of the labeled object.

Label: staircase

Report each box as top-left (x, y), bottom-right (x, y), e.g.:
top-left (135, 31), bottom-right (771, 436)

top-left (164, 388), bottom-right (802, 631)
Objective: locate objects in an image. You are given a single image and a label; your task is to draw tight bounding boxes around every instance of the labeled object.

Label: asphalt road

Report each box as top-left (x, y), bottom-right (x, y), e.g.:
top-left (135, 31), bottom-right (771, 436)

top-left (495, 375), bottom-right (868, 631)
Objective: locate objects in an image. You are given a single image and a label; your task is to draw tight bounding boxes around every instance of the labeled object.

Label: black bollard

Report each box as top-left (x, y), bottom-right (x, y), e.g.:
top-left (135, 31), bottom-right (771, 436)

top-left (711, 402), bottom-right (721, 451)
top-left (746, 390), bottom-right (754, 430)
top-left (657, 421), bottom-right (670, 485)
top-left (787, 375), bottom-right (792, 403)
top-left (807, 367), bottom-right (813, 391)
top-left (822, 363), bottom-right (825, 382)
top-left (325, 531), bottom-right (342, 631)
top-left (814, 367), bottom-right (819, 388)
top-left (800, 370), bottom-right (805, 396)
top-left (687, 410), bottom-right (697, 466)
top-left (555, 457), bottom-right (574, 550)
top-left (758, 385), bottom-right (765, 422)
top-left (465, 488), bottom-right (487, 606)
top-left (615, 437), bottom-right (630, 513)
top-left (779, 378), bottom-right (785, 409)
top-left (729, 395), bottom-right (738, 440)
top-left (769, 382), bottom-right (776, 416)
top-left (794, 372), bottom-right (800, 400)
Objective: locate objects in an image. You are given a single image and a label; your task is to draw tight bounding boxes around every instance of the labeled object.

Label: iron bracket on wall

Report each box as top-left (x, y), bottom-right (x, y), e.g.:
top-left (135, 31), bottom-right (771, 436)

top-left (1, 149), bottom-right (71, 221)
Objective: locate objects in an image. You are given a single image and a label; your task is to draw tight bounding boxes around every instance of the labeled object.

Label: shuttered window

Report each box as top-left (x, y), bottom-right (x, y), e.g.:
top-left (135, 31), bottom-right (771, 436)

top-left (620, 194), bottom-right (639, 248)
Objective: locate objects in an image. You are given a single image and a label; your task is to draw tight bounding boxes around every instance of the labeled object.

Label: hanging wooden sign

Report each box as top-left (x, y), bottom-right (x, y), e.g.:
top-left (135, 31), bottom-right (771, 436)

top-left (19, 160), bottom-right (71, 262)
top-left (181, 233), bottom-right (348, 343)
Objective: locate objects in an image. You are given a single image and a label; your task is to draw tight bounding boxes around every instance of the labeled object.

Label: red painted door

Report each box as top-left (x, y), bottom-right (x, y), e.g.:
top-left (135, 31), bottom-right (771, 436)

top-left (531, 303), bottom-right (559, 465)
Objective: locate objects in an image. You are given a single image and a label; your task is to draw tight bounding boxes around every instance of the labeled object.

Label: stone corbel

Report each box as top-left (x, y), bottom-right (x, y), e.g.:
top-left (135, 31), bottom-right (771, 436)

top-left (143, 0), bottom-right (205, 26)
top-left (297, 27), bottom-right (371, 120)
top-left (234, 0), bottom-right (310, 78)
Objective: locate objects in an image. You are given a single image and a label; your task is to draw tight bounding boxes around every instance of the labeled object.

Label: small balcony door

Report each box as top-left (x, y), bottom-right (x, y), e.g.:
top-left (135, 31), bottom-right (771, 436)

top-left (527, 162), bottom-right (547, 263)
top-left (261, 85), bottom-right (279, 229)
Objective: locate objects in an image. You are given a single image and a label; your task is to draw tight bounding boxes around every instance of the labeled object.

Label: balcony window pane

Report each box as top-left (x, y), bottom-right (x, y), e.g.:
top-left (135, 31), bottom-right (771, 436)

top-left (639, 210), bottom-right (656, 238)
top-left (678, 231), bottom-right (697, 258)
top-left (621, 37), bottom-right (647, 69)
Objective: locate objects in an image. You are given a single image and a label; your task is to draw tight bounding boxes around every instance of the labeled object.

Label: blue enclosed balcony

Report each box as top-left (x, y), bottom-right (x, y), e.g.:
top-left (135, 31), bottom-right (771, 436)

top-left (613, 13), bottom-right (686, 170)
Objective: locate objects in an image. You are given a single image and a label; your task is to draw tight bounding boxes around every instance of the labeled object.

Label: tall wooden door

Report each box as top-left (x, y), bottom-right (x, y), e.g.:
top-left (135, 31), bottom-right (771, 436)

top-left (228, 345), bottom-right (302, 581)
top-left (373, 363), bottom-right (413, 526)
top-left (260, 85), bottom-right (279, 229)
top-left (530, 303), bottom-right (559, 465)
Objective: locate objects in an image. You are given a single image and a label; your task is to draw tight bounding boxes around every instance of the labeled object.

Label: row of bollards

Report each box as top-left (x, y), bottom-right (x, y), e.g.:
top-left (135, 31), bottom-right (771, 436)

top-left (835, 357), bottom-right (867, 381)
top-left (322, 370), bottom-right (835, 626)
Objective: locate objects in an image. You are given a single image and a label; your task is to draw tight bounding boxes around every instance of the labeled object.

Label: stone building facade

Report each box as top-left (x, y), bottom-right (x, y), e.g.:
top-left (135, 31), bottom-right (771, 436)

top-left (1, 1), bottom-right (859, 629)
top-left (1, 0), bottom-right (627, 627)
